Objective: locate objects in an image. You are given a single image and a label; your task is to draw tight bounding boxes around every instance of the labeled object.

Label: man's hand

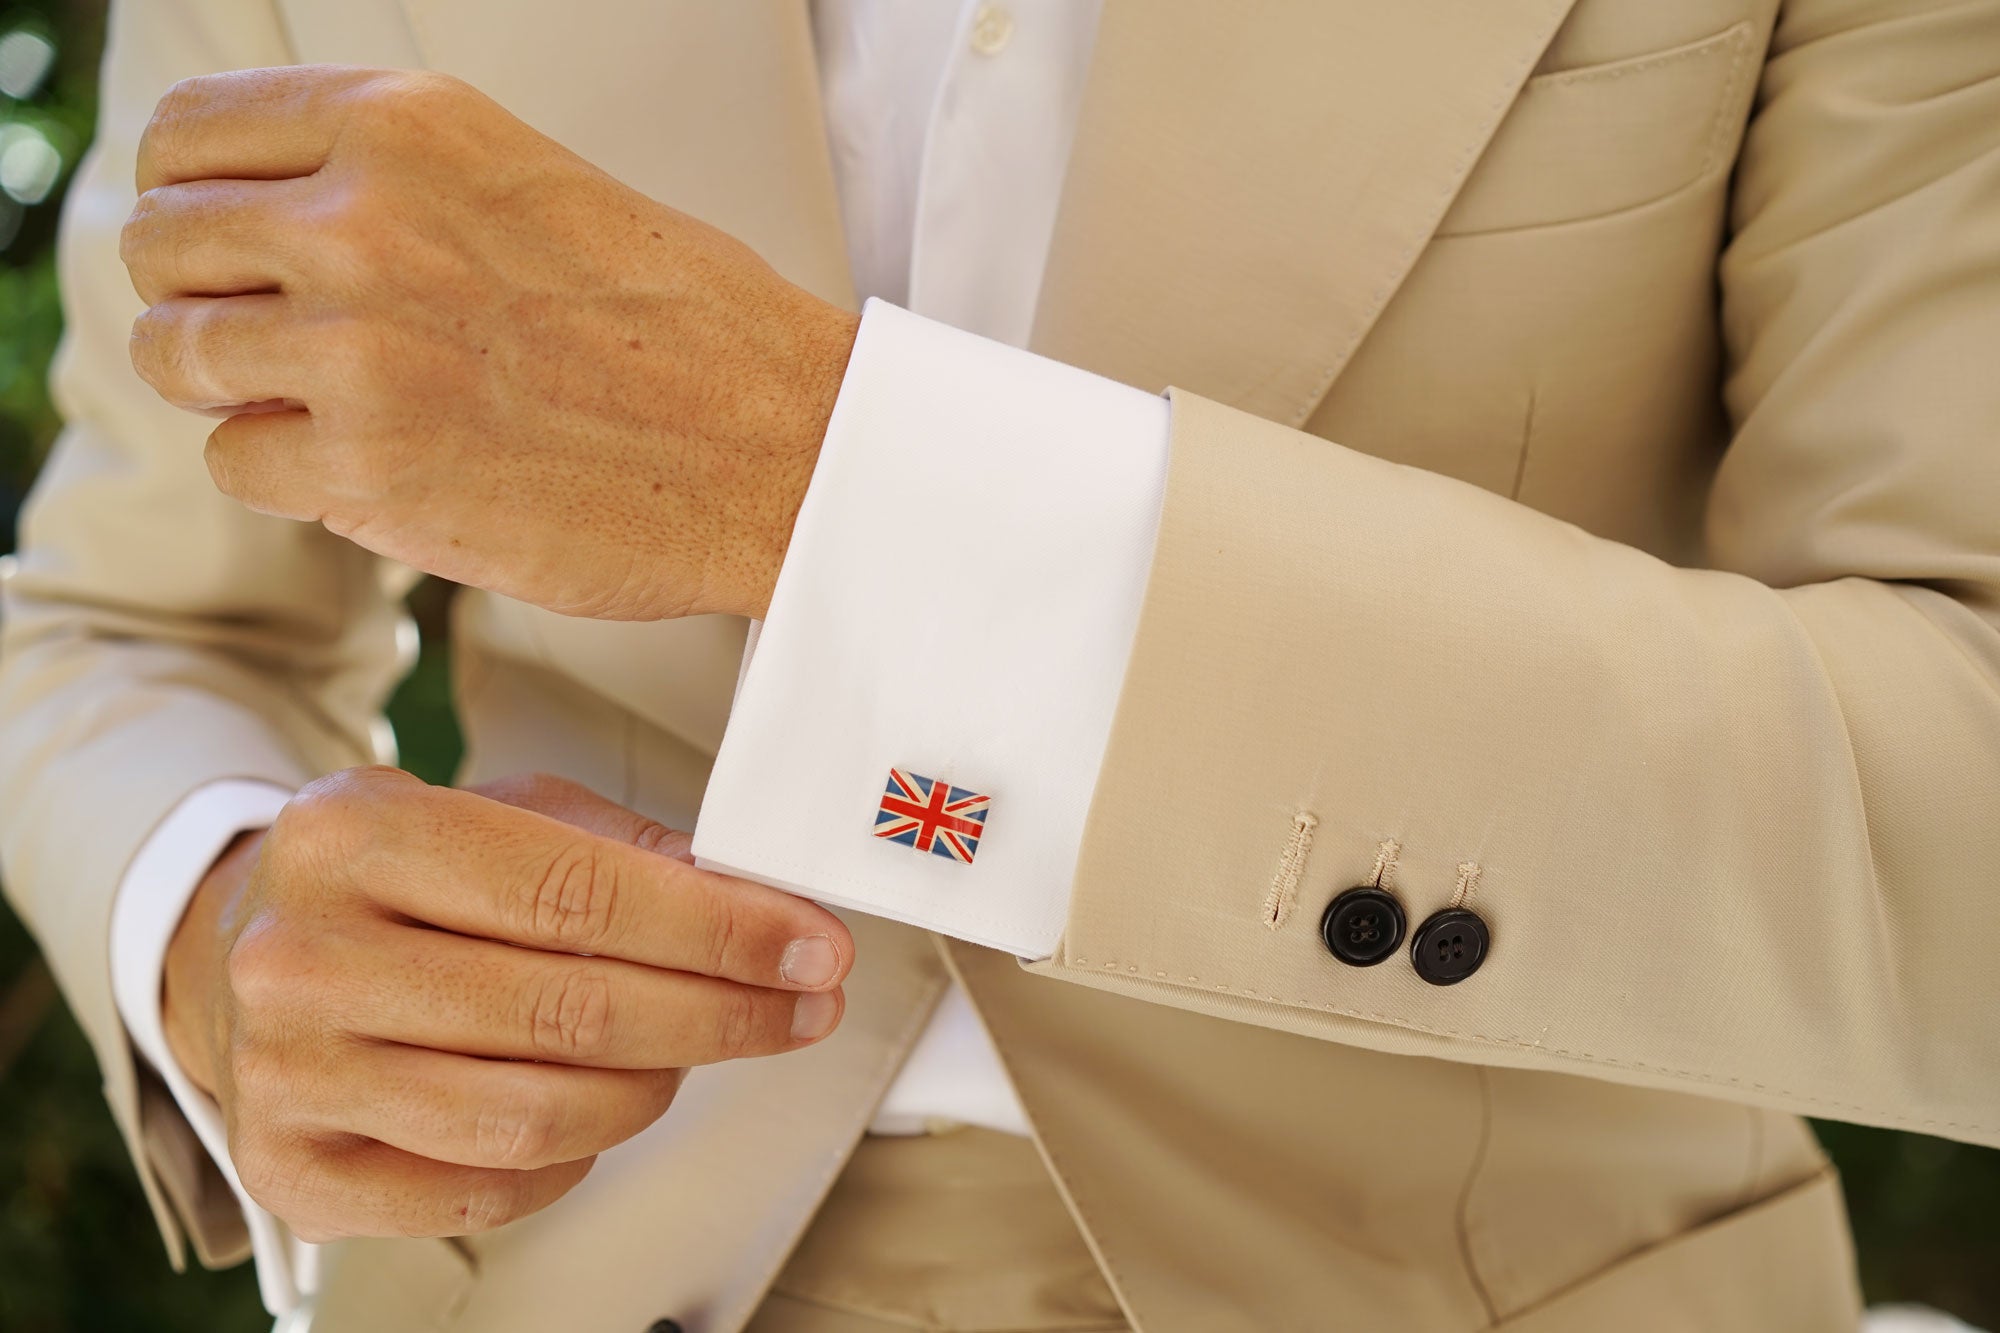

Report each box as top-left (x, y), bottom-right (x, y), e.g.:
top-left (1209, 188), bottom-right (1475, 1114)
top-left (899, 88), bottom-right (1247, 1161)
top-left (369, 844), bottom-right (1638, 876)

top-left (120, 66), bottom-right (859, 621)
top-left (160, 768), bottom-right (853, 1242)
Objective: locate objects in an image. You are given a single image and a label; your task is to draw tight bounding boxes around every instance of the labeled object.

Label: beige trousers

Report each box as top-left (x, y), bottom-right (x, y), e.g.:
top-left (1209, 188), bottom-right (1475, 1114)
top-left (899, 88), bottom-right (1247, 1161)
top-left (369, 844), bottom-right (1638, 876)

top-left (745, 1128), bottom-right (1129, 1333)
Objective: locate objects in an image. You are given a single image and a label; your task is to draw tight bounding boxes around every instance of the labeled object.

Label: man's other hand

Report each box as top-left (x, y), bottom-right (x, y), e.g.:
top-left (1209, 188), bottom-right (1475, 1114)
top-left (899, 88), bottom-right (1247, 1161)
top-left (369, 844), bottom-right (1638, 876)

top-left (160, 768), bottom-right (852, 1242)
top-left (121, 66), bottom-right (859, 621)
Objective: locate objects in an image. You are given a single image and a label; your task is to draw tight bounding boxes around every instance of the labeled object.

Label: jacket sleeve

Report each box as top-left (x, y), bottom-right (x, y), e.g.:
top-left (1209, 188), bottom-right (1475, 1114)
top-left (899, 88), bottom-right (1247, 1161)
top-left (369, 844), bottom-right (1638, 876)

top-left (1034, 0), bottom-right (2000, 1148)
top-left (0, 0), bottom-right (411, 1266)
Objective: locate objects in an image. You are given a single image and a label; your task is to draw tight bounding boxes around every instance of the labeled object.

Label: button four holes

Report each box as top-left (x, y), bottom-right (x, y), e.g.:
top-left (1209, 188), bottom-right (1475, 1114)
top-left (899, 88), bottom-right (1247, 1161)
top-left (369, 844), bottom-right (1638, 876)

top-left (1320, 887), bottom-right (1406, 967)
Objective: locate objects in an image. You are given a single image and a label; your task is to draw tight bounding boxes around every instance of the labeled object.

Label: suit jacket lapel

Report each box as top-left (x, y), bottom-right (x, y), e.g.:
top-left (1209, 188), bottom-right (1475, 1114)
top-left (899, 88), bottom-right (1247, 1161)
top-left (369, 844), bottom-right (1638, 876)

top-left (1032, 0), bottom-right (1582, 426)
top-left (396, 0), bottom-right (856, 309)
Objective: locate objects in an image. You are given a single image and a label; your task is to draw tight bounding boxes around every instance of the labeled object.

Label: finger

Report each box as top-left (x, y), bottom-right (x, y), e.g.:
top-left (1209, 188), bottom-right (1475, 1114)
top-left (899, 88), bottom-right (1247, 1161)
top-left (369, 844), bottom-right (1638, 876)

top-left (347, 924), bottom-right (844, 1066)
top-left (137, 65), bottom-right (380, 192)
top-left (313, 1042), bottom-right (682, 1172)
top-left (251, 1136), bottom-right (594, 1243)
top-left (123, 178), bottom-right (308, 306)
top-left (203, 408), bottom-right (327, 520)
top-left (318, 777), bottom-right (855, 990)
top-left (131, 294), bottom-right (315, 412)
top-left (470, 773), bottom-right (694, 859)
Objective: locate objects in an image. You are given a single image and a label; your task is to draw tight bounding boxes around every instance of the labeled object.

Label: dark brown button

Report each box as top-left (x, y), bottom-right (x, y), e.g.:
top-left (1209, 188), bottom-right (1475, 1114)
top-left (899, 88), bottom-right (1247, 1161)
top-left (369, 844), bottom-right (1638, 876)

top-left (1411, 908), bottom-right (1489, 985)
top-left (1320, 887), bottom-right (1406, 966)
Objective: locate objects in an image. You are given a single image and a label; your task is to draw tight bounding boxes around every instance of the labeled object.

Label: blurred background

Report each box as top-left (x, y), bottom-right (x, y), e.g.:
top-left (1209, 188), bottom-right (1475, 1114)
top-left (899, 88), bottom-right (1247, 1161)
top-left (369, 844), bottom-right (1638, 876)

top-left (0, 3), bottom-right (1994, 1331)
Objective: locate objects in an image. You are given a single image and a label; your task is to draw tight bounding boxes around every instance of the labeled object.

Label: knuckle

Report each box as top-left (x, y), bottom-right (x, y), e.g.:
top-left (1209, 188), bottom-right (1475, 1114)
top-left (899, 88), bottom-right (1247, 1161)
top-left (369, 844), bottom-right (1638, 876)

top-left (231, 1146), bottom-right (283, 1209)
top-left (712, 986), bottom-right (764, 1062)
top-left (127, 309), bottom-right (169, 390)
top-left (222, 1040), bottom-right (281, 1118)
top-left (701, 900), bottom-right (740, 978)
top-left (474, 1095), bottom-right (561, 1170)
top-left (136, 300), bottom-right (213, 404)
top-left (223, 920), bottom-right (298, 1014)
top-left (454, 1172), bottom-right (532, 1235)
top-left (280, 766), bottom-right (405, 844)
top-left (158, 74), bottom-right (210, 114)
top-left (144, 78), bottom-right (203, 158)
top-left (629, 819), bottom-right (683, 858)
top-left (525, 966), bottom-right (615, 1061)
top-left (129, 296), bottom-right (186, 355)
top-left (284, 770), bottom-right (368, 832)
top-left (265, 766), bottom-right (416, 892)
top-left (346, 70), bottom-right (469, 143)
top-left (524, 844), bottom-right (617, 951)
top-left (232, 1131), bottom-right (309, 1217)
top-left (387, 69), bottom-right (473, 113)
top-left (119, 193), bottom-right (162, 272)
top-left (201, 427), bottom-right (244, 500)
top-left (117, 222), bottom-right (141, 277)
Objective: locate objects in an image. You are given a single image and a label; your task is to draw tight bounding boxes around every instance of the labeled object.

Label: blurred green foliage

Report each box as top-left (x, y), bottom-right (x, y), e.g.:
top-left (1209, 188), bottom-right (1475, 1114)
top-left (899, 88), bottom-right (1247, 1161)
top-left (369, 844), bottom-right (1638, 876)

top-left (1, 0), bottom-right (98, 552)
top-left (0, 4), bottom-right (1995, 1332)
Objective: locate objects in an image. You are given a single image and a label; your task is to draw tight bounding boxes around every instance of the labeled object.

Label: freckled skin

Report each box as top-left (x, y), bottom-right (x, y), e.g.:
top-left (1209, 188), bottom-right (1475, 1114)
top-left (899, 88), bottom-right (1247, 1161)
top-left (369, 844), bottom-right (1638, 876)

top-left (122, 65), bottom-right (860, 622)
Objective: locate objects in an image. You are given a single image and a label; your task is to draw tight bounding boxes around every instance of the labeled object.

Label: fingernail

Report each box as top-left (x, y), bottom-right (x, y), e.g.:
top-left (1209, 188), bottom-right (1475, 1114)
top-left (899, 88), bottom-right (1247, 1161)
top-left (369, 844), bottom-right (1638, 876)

top-left (791, 990), bottom-right (839, 1042)
top-left (780, 935), bottom-right (839, 989)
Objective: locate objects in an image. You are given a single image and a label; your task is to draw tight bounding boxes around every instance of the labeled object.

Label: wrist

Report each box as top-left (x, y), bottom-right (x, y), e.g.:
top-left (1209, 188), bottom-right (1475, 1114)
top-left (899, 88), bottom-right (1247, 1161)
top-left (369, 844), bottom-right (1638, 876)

top-left (162, 829), bottom-right (263, 1097)
top-left (704, 297), bottom-right (859, 621)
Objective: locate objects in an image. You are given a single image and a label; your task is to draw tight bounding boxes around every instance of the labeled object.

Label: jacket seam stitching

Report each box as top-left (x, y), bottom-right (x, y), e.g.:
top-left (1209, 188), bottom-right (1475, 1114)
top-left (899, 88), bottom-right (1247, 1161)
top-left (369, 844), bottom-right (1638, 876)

top-left (1525, 21), bottom-right (1752, 92)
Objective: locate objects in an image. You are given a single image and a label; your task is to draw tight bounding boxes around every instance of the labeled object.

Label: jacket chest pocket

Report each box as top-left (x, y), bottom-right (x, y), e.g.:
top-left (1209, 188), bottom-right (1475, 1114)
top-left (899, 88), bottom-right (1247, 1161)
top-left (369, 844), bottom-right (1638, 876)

top-left (1437, 20), bottom-right (1762, 237)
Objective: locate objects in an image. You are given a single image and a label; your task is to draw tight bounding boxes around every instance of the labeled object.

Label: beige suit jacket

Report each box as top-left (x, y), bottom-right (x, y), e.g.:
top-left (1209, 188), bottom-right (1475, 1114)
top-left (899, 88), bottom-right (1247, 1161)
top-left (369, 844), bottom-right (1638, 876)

top-left (8, 0), bottom-right (1998, 1327)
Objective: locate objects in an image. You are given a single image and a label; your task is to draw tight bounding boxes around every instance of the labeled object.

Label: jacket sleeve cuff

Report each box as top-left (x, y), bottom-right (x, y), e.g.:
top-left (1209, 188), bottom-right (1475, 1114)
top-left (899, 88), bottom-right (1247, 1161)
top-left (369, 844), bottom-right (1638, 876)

top-left (694, 299), bottom-right (1169, 958)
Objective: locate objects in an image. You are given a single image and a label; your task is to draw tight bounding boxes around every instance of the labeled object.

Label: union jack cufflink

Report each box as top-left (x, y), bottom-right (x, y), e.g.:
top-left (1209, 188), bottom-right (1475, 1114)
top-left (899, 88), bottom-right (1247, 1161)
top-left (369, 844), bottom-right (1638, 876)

top-left (874, 768), bottom-right (990, 864)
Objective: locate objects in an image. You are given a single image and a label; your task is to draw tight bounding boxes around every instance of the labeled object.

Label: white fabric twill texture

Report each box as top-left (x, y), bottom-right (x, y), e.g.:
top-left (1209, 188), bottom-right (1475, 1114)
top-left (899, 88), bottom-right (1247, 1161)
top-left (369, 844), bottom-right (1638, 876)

top-left (695, 301), bottom-right (1167, 958)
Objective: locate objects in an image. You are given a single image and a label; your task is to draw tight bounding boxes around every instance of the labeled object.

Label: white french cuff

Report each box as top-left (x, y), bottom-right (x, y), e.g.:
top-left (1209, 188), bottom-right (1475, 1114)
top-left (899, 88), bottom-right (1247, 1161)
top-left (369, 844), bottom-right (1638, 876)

top-left (694, 299), bottom-right (1169, 958)
top-left (109, 779), bottom-right (317, 1316)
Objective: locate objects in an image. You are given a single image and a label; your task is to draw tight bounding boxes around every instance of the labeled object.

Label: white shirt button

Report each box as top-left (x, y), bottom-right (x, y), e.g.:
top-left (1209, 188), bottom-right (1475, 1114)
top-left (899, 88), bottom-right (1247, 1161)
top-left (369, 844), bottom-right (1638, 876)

top-left (969, 4), bottom-right (1014, 56)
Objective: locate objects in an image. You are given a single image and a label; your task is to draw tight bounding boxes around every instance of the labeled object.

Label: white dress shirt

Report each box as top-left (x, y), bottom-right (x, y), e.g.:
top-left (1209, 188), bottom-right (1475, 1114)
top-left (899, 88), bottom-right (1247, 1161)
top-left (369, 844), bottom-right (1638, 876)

top-left (785, 0), bottom-right (1172, 1135)
top-left (108, 0), bottom-right (1172, 1315)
